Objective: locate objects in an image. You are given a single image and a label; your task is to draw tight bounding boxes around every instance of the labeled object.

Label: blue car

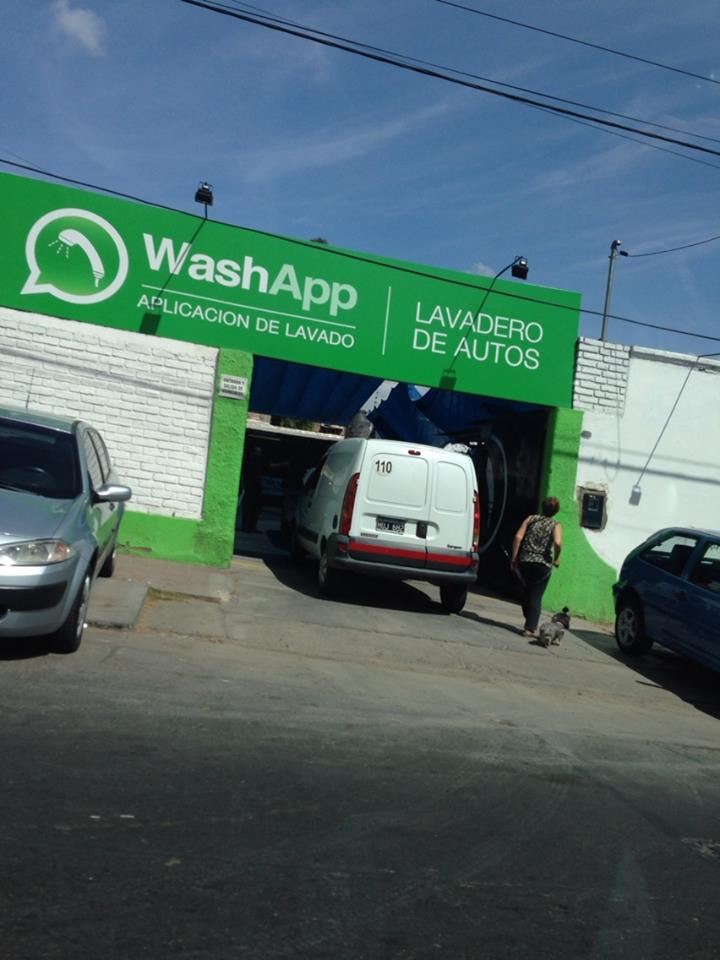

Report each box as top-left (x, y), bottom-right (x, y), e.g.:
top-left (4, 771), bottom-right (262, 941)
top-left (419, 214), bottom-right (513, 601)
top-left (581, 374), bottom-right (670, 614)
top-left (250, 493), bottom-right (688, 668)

top-left (613, 527), bottom-right (720, 671)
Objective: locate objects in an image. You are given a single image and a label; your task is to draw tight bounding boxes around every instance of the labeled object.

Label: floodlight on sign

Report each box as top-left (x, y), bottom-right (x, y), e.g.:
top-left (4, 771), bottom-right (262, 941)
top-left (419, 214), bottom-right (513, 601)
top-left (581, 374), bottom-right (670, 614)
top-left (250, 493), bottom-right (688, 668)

top-left (510, 256), bottom-right (529, 280)
top-left (194, 181), bottom-right (214, 207)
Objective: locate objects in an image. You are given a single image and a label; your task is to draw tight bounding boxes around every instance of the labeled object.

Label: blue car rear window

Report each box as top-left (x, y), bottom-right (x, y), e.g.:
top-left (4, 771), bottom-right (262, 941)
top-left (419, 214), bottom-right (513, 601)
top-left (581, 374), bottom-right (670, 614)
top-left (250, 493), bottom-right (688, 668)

top-left (0, 419), bottom-right (82, 499)
top-left (640, 536), bottom-right (698, 576)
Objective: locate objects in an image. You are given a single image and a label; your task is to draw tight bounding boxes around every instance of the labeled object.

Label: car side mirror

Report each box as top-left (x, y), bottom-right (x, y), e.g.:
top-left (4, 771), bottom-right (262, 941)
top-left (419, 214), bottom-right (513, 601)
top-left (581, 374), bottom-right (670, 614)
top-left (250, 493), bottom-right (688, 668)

top-left (94, 483), bottom-right (132, 504)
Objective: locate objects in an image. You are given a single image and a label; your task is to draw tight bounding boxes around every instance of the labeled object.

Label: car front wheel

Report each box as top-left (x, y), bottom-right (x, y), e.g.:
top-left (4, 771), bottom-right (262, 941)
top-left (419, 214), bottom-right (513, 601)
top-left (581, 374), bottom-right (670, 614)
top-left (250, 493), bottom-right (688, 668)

top-left (48, 571), bottom-right (91, 655)
top-left (615, 597), bottom-right (652, 656)
top-left (318, 547), bottom-right (342, 597)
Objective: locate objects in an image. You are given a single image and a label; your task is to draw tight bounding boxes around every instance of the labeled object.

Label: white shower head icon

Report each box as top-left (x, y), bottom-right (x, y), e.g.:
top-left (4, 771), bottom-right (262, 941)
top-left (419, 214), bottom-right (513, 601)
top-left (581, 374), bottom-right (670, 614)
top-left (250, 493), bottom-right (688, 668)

top-left (50, 228), bottom-right (106, 288)
top-left (22, 206), bottom-right (128, 305)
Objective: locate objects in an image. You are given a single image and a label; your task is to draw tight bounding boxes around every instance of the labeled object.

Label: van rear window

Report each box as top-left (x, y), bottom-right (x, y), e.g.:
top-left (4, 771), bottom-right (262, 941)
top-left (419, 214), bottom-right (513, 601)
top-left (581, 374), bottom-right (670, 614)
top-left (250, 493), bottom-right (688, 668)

top-left (366, 454), bottom-right (428, 508)
top-left (434, 461), bottom-right (469, 513)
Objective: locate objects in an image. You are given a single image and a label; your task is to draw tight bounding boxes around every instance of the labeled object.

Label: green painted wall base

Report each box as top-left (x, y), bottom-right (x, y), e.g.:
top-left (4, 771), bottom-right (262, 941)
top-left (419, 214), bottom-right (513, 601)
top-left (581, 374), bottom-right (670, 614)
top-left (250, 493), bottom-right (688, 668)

top-left (118, 511), bottom-right (211, 565)
top-left (118, 348), bottom-right (252, 568)
top-left (541, 407), bottom-right (617, 624)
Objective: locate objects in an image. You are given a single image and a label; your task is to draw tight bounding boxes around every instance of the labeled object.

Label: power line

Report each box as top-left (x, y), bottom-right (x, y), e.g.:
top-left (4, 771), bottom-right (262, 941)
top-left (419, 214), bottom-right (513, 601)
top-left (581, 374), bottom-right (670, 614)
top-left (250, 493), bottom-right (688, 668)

top-left (213, 0), bottom-right (720, 149)
top-left (594, 315), bottom-right (720, 344)
top-left (2, 154), bottom-right (720, 346)
top-left (211, 3), bottom-right (720, 173)
top-left (0, 146), bottom-right (38, 166)
top-left (436, 0), bottom-right (720, 88)
top-left (0, 158), bottom-right (189, 214)
top-left (534, 104), bottom-right (720, 172)
top-left (626, 234), bottom-right (720, 258)
top-left (215, 9), bottom-right (720, 264)
top-left (180, 0), bottom-right (720, 162)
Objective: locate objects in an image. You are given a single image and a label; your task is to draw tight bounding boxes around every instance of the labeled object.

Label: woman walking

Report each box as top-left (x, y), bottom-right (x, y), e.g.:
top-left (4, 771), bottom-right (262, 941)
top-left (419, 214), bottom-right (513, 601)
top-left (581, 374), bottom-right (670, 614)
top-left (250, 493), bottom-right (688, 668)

top-left (510, 497), bottom-right (563, 638)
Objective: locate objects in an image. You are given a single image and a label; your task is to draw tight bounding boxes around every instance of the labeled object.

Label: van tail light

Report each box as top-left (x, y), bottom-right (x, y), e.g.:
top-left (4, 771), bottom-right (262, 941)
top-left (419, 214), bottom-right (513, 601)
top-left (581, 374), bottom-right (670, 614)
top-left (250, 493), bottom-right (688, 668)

top-left (472, 489), bottom-right (481, 552)
top-left (339, 472), bottom-right (360, 536)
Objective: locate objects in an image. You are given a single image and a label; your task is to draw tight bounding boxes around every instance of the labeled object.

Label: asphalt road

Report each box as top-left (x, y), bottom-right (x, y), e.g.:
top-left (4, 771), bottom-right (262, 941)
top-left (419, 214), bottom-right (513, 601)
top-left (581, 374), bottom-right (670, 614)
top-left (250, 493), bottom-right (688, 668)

top-left (2, 558), bottom-right (720, 960)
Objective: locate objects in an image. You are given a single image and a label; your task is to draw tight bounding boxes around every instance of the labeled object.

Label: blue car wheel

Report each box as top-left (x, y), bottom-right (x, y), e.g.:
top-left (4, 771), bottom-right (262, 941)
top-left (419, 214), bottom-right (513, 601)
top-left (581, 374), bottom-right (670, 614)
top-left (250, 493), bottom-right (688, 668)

top-left (615, 597), bottom-right (652, 656)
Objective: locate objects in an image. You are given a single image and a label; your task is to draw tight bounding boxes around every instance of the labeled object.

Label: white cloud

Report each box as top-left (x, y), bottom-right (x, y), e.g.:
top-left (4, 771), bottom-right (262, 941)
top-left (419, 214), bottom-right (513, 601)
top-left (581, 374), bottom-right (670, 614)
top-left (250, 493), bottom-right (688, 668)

top-left (53, 0), bottom-right (107, 56)
top-left (239, 101), bottom-right (455, 183)
top-left (529, 140), bottom-right (641, 196)
top-left (469, 260), bottom-right (495, 277)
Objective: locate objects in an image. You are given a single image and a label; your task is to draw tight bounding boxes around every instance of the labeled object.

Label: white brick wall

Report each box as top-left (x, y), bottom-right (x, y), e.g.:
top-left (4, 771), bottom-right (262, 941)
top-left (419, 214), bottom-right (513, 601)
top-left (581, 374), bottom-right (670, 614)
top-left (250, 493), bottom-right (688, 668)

top-left (0, 307), bottom-right (218, 520)
top-left (573, 337), bottom-right (630, 413)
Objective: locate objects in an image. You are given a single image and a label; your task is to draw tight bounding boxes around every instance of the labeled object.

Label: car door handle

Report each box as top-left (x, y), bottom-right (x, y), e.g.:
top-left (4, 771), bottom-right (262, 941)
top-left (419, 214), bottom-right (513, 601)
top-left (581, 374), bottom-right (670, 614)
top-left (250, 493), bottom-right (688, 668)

top-left (673, 589), bottom-right (686, 601)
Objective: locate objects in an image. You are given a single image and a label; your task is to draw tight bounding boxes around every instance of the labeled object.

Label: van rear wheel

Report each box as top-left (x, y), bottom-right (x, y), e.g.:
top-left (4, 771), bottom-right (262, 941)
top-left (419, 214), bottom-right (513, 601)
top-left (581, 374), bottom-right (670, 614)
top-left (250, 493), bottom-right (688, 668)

top-left (439, 583), bottom-right (468, 614)
top-left (289, 526), bottom-right (305, 561)
top-left (318, 547), bottom-right (342, 597)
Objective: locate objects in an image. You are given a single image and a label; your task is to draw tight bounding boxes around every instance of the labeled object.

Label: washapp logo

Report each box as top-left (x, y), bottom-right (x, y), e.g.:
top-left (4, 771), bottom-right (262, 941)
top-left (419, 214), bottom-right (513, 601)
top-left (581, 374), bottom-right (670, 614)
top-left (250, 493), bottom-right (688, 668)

top-left (22, 208), bottom-right (129, 304)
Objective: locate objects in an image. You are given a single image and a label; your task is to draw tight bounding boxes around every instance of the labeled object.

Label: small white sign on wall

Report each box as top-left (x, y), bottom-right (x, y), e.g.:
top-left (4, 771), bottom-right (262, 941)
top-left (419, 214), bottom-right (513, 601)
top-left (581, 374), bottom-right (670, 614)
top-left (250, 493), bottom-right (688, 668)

top-left (219, 375), bottom-right (248, 400)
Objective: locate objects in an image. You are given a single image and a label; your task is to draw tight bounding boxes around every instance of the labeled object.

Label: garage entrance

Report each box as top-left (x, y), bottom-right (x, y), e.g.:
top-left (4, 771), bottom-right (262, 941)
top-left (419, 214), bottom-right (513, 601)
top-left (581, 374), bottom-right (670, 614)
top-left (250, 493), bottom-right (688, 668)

top-left (233, 355), bottom-right (381, 558)
top-left (234, 355), bottom-right (549, 596)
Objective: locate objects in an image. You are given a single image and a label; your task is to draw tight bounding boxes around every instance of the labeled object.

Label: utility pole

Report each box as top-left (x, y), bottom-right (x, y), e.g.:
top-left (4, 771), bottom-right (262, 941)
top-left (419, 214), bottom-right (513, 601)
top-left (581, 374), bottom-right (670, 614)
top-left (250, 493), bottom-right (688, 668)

top-left (601, 239), bottom-right (622, 341)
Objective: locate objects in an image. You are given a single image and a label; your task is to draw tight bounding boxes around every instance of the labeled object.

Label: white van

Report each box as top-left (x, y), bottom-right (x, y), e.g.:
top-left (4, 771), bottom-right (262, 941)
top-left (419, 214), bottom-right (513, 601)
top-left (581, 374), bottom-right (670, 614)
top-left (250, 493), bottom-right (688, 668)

top-left (293, 438), bottom-right (480, 612)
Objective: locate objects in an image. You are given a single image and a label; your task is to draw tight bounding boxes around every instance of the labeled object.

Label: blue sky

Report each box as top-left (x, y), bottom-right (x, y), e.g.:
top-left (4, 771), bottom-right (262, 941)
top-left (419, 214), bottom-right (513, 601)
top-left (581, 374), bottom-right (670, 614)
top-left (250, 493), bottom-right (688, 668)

top-left (3, 0), bottom-right (720, 355)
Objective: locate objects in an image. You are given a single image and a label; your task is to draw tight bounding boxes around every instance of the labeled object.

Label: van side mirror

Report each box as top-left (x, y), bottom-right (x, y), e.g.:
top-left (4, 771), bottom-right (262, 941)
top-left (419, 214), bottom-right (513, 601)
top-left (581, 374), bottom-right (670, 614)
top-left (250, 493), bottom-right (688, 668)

top-left (303, 468), bottom-right (319, 493)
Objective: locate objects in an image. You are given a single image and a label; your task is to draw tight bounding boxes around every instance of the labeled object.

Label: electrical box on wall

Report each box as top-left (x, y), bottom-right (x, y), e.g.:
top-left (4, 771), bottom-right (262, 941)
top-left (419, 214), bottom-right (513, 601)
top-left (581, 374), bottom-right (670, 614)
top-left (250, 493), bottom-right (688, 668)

top-left (579, 488), bottom-right (607, 530)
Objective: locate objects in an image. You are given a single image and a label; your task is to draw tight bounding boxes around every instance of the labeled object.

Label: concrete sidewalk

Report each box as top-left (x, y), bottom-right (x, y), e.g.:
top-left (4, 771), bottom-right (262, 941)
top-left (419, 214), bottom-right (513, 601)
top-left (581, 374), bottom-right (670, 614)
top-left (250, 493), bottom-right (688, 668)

top-left (86, 555), bottom-right (234, 630)
top-left (88, 553), bottom-right (613, 638)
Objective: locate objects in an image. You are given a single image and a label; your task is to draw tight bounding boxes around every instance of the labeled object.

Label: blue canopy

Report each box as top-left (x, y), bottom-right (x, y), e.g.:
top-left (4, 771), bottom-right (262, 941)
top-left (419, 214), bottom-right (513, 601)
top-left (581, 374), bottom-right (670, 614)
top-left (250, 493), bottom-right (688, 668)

top-left (247, 357), bottom-right (543, 441)
top-left (249, 357), bottom-right (382, 425)
top-left (417, 389), bottom-right (542, 438)
top-left (368, 384), bottom-right (449, 445)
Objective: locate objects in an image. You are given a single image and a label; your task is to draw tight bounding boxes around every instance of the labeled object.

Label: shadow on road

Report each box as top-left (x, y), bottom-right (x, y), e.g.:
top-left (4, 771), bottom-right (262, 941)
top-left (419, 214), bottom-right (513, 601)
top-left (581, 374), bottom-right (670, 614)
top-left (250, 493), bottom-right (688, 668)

top-left (0, 637), bottom-right (51, 662)
top-left (574, 627), bottom-right (720, 722)
top-left (458, 609), bottom-right (521, 636)
top-left (263, 555), bottom-right (449, 615)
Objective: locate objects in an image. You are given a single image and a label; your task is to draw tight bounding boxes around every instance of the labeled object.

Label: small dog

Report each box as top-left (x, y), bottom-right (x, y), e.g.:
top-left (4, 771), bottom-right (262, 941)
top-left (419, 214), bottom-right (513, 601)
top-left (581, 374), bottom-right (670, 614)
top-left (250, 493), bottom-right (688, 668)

top-left (538, 607), bottom-right (571, 648)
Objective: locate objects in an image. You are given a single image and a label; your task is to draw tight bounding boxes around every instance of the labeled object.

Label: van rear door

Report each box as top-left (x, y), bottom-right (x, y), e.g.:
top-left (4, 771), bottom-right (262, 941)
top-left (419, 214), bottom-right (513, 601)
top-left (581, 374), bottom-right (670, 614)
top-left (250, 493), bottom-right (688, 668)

top-left (348, 445), bottom-right (430, 568)
top-left (425, 456), bottom-right (475, 572)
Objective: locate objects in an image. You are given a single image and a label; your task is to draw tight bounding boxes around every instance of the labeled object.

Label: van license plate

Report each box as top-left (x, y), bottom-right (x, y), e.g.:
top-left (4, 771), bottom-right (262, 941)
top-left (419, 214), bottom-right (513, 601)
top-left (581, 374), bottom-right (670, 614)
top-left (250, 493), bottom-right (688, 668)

top-left (377, 517), bottom-right (405, 534)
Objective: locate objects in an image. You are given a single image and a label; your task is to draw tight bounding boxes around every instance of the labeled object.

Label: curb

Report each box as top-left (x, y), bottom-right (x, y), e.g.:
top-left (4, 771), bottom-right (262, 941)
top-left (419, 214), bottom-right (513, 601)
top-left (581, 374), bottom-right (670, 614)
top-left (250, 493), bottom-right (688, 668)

top-left (87, 580), bottom-right (149, 630)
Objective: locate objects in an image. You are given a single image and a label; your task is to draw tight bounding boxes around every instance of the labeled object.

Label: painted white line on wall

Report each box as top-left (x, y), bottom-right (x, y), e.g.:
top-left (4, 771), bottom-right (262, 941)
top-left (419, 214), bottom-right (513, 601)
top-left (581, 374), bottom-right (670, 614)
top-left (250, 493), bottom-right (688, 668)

top-left (382, 286), bottom-right (393, 356)
top-left (140, 285), bottom-right (357, 330)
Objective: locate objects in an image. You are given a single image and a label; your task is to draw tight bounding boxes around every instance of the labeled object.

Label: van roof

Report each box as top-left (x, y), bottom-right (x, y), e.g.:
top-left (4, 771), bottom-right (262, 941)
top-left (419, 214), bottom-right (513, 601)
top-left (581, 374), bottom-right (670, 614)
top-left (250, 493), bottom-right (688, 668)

top-left (333, 437), bottom-right (471, 460)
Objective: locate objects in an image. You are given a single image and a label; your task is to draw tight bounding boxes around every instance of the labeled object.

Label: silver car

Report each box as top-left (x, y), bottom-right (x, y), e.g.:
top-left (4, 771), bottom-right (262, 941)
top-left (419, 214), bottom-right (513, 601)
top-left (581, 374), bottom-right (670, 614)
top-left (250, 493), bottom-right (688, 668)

top-left (0, 405), bottom-right (131, 653)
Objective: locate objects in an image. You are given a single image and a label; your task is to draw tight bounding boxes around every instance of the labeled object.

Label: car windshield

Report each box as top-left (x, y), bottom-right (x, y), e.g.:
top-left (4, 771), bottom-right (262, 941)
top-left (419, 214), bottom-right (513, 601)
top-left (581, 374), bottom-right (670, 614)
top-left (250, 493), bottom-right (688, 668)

top-left (0, 418), bottom-right (82, 499)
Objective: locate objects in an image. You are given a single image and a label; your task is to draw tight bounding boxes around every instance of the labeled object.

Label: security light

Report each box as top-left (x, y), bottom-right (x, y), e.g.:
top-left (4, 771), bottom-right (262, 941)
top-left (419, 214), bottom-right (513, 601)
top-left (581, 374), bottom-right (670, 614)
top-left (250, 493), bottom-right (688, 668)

top-left (510, 256), bottom-right (529, 280)
top-left (194, 181), bottom-right (214, 207)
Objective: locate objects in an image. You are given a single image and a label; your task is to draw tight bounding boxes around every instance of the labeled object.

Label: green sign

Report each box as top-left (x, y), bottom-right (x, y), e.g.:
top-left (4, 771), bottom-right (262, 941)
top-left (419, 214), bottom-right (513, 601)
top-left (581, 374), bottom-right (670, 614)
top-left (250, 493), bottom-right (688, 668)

top-left (0, 172), bottom-right (580, 406)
